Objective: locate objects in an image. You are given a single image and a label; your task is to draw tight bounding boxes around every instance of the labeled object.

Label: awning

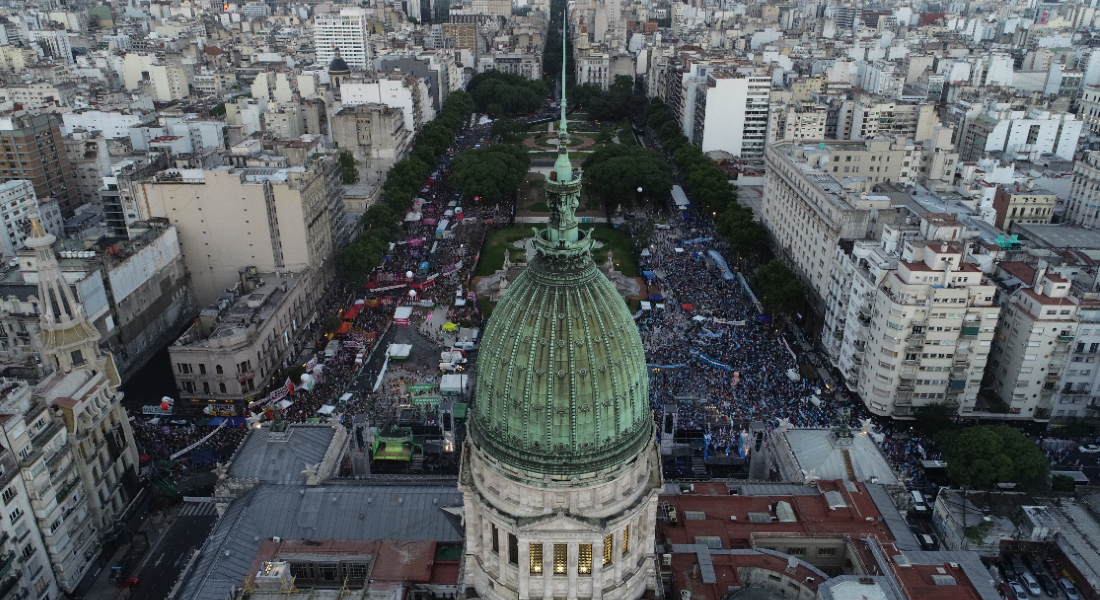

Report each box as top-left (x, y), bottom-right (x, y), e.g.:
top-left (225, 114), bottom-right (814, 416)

top-left (207, 417), bottom-right (225, 426)
top-left (318, 405), bottom-right (336, 415)
top-left (335, 322), bottom-right (351, 335)
top-left (682, 304), bottom-right (694, 311)
top-left (642, 271), bottom-right (656, 280)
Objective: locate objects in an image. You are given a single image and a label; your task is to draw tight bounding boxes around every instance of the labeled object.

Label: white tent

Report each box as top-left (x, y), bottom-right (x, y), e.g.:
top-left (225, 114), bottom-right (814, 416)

top-left (671, 185), bottom-right (691, 208)
top-left (318, 405), bottom-right (336, 415)
top-left (394, 306), bottom-right (413, 320)
top-left (276, 399), bottom-right (293, 410)
top-left (441, 374), bottom-right (469, 395)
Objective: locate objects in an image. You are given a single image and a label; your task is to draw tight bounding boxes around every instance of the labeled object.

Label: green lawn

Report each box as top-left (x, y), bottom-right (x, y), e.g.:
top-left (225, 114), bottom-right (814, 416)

top-left (589, 224), bottom-right (639, 277)
top-left (476, 224), bottom-right (638, 279)
top-left (477, 226), bottom-right (536, 276)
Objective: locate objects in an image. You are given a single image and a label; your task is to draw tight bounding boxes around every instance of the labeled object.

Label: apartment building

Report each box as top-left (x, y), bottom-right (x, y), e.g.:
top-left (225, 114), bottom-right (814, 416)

top-left (855, 242), bottom-right (998, 418)
top-left (1, 221), bottom-right (142, 594)
top-left (0, 113), bottom-right (81, 218)
top-left (987, 270), bottom-right (1078, 420)
top-left (313, 9), bottom-right (373, 71)
top-left (1064, 151), bottom-right (1100, 229)
top-left (767, 102), bottom-right (827, 143)
top-left (0, 180), bottom-right (63, 260)
top-left (62, 129), bottom-right (111, 208)
top-left (477, 53), bottom-right (542, 81)
top-left (761, 139), bottom-right (920, 316)
top-left (332, 103), bottom-right (411, 186)
top-left (692, 69), bottom-right (771, 163)
top-left (1058, 298), bottom-right (1100, 422)
top-left (849, 100), bottom-right (937, 142)
top-left (342, 78), bottom-right (436, 133)
top-left (169, 269), bottom-right (316, 413)
top-left (134, 164), bottom-right (335, 307)
top-left (957, 109), bottom-right (1081, 162)
top-left (991, 184), bottom-right (1057, 230)
top-left (576, 52), bottom-right (611, 91)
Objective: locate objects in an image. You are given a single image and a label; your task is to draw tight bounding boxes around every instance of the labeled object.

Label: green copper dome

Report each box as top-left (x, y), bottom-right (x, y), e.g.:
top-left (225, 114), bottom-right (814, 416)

top-left (470, 225), bottom-right (652, 475)
top-left (469, 9), bottom-right (651, 476)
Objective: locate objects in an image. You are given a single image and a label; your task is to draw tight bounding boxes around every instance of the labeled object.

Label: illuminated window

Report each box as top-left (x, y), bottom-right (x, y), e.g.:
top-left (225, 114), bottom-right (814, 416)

top-left (622, 525), bottom-right (630, 554)
top-left (603, 534), bottom-right (613, 565)
top-left (553, 544), bottom-right (567, 574)
top-left (492, 524), bottom-right (499, 553)
top-left (530, 543), bottom-right (543, 573)
top-left (509, 534), bottom-right (518, 565)
top-left (579, 544), bottom-right (592, 574)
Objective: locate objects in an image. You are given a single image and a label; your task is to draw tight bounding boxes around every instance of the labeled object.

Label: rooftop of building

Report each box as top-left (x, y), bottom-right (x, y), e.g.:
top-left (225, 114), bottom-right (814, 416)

top-left (226, 424), bottom-right (338, 484)
top-left (775, 427), bottom-right (899, 485)
top-left (997, 184), bottom-right (1056, 197)
top-left (176, 482), bottom-right (464, 600)
top-left (1013, 224), bottom-right (1100, 250)
top-left (175, 271), bottom-right (300, 348)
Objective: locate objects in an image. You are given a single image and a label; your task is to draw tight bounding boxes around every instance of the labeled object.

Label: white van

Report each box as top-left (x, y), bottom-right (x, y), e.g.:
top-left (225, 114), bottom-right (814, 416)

top-left (910, 491), bottom-right (928, 512)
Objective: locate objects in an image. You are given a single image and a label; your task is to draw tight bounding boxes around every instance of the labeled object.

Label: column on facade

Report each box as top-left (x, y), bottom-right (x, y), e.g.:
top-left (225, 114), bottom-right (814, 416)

top-left (613, 529), bottom-right (623, 582)
top-left (541, 541), bottom-right (553, 599)
top-left (567, 542), bottom-right (579, 599)
top-left (592, 537), bottom-right (605, 600)
top-left (518, 538), bottom-right (531, 600)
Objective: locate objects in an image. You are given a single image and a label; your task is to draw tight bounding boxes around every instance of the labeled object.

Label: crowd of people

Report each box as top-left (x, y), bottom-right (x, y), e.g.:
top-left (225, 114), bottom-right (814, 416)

top-left (632, 209), bottom-right (934, 486)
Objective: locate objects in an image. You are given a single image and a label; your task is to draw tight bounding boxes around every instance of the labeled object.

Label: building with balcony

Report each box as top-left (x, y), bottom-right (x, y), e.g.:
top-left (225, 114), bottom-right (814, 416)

top-left (1060, 298), bottom-right (1100, 423)
top-left (691, 68), bottom-right (772, 165)
top-left (0, 380), bottom-right (61, 600)
top-left (854, 241), bottom-right (999, 418)
top-left (987, 268), bottom-right (1079, 420)
top-left (0, 220), bottom-right (141, 596)
top-left (1064, 151), bottom-right (1100, 229)
top-left (992, 184), bottom-right (1057, 231)
top-left (332, 104), bottom-right (411, 187)
top-left (169, 269), bottom-right (317, 414)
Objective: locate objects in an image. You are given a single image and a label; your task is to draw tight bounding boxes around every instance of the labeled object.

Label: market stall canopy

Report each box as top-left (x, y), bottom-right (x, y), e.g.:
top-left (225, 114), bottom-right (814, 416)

top-left (318, 405), bottom-right (336, 415)
top-left (276, 399), bottom-right (293, 410)
top-left (442, 322), bottom-right (458, 331)
top-left (394, 306), bottom-right (413, 320)
top-left (387, 344), bottom-right (412, 359)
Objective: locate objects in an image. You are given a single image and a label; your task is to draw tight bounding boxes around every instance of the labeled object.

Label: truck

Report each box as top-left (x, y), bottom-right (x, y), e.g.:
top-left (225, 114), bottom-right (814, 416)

top-left (439, 362), bottom-right (465, 373)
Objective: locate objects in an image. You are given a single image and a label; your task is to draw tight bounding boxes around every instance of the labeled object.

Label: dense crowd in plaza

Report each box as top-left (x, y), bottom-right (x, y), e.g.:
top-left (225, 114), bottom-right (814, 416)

top-left (633, 209), bottom-right (935, 486)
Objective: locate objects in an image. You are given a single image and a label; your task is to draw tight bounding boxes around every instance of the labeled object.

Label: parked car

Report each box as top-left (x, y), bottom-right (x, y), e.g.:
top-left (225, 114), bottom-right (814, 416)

top-left (1024, 554), bottom-right (1043, 575)
top-left (1037, 574), bottom-right (1058, 597)
top-left (998, 582), bottom-right (1017, 599)
top-left (1059, 579), bottom-right (1079, 600)
top-left (999, 560), bottom-right (1016, 580)
top-left (1079, 444), bottom-right (1100, 453)
top-left (1021, 573), bottom-right (1042, 597)
top-left (1011, 581), bottom-right (1029, 600)
top-left (1044, 559), bottom-right (1062, 579)
top-left (1011, 555), bottom-right (1027, 574)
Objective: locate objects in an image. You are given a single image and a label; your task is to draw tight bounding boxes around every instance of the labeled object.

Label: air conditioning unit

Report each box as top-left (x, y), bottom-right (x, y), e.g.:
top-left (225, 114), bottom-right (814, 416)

top-left (662, 554), bottom-right (672, 567)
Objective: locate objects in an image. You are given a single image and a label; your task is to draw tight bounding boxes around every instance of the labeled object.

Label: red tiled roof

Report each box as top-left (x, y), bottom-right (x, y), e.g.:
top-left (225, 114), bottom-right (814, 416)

top-left (999, 262), bottom-right (1036, 285)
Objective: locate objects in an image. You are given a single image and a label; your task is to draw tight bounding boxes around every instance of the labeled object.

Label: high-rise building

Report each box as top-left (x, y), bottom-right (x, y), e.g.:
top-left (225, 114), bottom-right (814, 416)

top-left (459, 38), bottom-right (660, 600)
top-left (691, 68), bottom-right (772, 164)
top-left (5, 220), bottom-right (142, 594)
top-left (313, 9), bottom-right (374, 71)
top-left (1065, 151), bottom-right (1100, 228)
top-left (987, 269), bottom-right (1078, 421)
top-left (0, 113), bottom-right (82, 218)
top-left (134, 163), bottom-right (336, 307)
top-left (0, 180), bottom-right (63, 259)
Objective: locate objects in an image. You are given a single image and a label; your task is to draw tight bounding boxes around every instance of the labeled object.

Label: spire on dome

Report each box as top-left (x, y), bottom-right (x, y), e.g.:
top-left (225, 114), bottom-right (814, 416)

top-left (552, 5), bottom-right (573, 185)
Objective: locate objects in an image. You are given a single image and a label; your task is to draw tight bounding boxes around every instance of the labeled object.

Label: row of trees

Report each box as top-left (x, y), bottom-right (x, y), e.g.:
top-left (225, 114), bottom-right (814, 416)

top-left (542, 0), bottom-right (574, 86)
top-left (642, 97), bottom-right (799, 314)
top-left (336, 91), bottom-right (475, 285)
top-left (450, 145), bottom-right (531, 206)
top-left (581, 144), bottom-right (671, 209)
top-left (571, 75), bottom-right (644, 123)
top-left (467, 70), bottom-right (550, 118)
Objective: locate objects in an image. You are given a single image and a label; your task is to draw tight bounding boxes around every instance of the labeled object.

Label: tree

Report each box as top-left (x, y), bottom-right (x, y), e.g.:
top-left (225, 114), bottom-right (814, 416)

top-left (338, 151), bottom-right (358, 185)
top-left (450, 144), bottom-right (531, 206)
top-left (323, 314), bottom-right (341, 333)
top-left (491, 118), bottom-right (527, 143)
top-left (717, 208), bottom-right (765, 259)
top-left (210, 102), bottom-right (226, 117)
top-left (570, 83), bottom-right (603, 109)
top-left (597, 126), bottom-right (615, 144)
top-left (936, 425), bottom-right (1050, 490)
top-left (287, 365), bottom-right (306, 384)
top-left (912, 402), bottom-right (958, 438)
top-left (754, 259), bottom-right (804, 316)
top-left (582, 145), bottom-right (672, 209)
top-left (1060, 418), bottom-right (1091, 441)
top-left (467, 70), bottom-right (550, 117)
top-left (1051, 474), bottom-right (1076, 492)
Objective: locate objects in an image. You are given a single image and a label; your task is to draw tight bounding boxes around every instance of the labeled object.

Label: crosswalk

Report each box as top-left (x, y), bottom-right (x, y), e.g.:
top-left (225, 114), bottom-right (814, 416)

top-left (179, 502), bottom-right (218, 517)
